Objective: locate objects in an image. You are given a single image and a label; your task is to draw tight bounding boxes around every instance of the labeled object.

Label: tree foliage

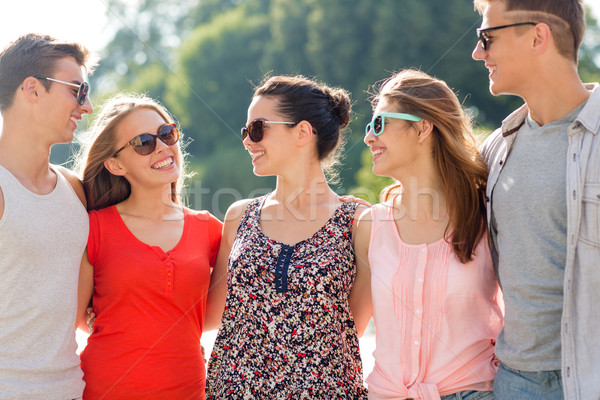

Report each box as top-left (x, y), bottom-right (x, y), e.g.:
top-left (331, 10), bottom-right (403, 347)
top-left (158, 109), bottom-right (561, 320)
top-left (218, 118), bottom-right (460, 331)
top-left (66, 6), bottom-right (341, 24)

top-left (60, 0), bottom-right (600, 217)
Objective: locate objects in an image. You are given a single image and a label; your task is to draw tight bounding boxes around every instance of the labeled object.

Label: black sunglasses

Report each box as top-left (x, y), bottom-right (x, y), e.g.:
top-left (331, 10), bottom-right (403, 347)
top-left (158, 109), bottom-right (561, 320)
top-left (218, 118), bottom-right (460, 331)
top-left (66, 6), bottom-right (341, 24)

top-left (114, 123), bottom-right (180, 156)
top-left (34, 76), bottom-right (90, 106)
top-left (241, 120), bottom-right (297, 142)
top-left (476, 22), bottom-right (537, 50)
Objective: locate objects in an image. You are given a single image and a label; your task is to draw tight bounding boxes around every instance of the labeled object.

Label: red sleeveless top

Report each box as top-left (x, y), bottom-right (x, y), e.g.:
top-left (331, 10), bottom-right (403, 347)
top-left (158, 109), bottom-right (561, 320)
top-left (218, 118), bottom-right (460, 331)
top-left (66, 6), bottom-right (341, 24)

top-left (81, 206), bottom-right (221, 399)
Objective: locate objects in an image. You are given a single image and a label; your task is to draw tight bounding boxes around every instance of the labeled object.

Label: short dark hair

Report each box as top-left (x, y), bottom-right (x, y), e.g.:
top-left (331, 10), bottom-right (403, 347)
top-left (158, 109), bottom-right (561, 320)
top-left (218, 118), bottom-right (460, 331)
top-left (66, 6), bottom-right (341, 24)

top-left (474, 0), bottom-right (586, 62)
top-left (253, 75), bottom-right (352, 180)
top-left (0, 33), bottom-right (96, 111)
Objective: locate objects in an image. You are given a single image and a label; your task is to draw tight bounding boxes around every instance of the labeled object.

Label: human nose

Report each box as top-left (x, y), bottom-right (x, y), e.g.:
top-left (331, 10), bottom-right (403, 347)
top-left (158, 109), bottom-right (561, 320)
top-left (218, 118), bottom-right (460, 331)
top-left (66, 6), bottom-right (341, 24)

top-left (80, 96), bottom-right (93, 115)
top-left (154, 135), bottom-right (171, 153)
top-left (242, 131), bottom-right (252, 148)
top-left (364, 127), bottom-right (376, 145)
top-left (472, 40), bottom-right (486, 60)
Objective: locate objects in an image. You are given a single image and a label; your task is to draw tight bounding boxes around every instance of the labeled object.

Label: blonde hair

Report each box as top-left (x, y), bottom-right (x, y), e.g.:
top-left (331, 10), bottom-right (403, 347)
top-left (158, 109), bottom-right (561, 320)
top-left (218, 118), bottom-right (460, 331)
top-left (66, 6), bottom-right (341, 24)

top-left (75, 93), bottom-right (188, 211)
top-left (372, 70), bottom-right (488, 263)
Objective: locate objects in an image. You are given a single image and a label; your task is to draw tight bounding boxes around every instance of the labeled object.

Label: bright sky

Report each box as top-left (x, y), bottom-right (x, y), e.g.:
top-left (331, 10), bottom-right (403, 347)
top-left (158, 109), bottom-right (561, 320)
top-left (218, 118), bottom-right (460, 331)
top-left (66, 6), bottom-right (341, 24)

top-left (2, 0), bottom-right (599, 56)
top-left (0, 0), bottom-right (111, 54)
top-left (0, 0), bottom-right (121, 130)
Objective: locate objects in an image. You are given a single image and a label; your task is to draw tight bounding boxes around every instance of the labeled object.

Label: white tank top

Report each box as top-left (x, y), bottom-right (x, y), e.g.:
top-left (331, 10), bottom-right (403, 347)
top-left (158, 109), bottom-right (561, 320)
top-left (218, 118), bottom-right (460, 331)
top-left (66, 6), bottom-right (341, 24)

top-left (0, 165), bottom-right (88, 399)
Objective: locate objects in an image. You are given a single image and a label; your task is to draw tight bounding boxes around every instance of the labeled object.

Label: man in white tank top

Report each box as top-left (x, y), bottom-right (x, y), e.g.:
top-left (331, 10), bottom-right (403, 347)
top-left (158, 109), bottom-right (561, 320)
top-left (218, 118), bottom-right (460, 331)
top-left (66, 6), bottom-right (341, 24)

top-left (0, 34), bottom-right (97, 399)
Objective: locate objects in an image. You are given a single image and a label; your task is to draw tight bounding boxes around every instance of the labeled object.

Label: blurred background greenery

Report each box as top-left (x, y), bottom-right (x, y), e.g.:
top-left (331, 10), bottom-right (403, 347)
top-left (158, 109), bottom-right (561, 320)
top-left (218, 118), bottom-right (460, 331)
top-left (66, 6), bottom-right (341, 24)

top-left (51, 0), bottom-right (600, 218)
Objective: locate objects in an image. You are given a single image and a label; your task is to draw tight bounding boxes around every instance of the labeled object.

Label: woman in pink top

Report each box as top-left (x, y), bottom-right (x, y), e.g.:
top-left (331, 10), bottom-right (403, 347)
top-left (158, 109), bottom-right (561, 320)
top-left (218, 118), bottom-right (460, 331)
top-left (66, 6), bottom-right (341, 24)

top-left (353, 70), bottom-right (504, 400)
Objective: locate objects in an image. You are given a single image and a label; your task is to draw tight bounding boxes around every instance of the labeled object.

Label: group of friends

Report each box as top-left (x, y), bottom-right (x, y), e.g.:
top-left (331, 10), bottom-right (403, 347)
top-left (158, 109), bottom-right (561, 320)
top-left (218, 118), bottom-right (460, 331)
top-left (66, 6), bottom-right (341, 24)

top-left (0, 0), bottom-right (599, 399)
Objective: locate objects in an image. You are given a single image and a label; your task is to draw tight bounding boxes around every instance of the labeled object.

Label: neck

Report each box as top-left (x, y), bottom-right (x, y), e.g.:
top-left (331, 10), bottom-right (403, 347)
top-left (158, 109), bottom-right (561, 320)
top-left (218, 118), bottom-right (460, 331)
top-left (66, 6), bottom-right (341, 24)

top-left (393, 165), bottom-right (446, 221)
top-left (521, 62), bottom-right (589, 125)
top-left (272, 165), bottom-right (337, 209)
top-left (0, 121), bottom-right (53, 181)
top-left (118, 184), bottom-right (181, 221)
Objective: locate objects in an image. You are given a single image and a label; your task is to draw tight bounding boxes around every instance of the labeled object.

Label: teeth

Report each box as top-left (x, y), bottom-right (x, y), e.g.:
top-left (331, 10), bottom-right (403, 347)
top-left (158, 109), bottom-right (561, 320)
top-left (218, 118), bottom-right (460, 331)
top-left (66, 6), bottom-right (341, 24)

top-left (70, 117), bottom-right (78, 125)
top-left (152, 157), bottom-right (173, 169)
top-left (372, 149), bottom-right (384, 156)
top-left (250, 151), bottom-right (265, 160)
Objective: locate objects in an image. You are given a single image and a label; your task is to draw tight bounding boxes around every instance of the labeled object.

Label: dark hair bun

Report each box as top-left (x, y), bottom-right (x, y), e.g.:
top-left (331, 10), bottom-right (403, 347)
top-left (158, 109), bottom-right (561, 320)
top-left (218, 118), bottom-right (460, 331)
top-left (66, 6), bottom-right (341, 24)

top-left (327, 88), bottom-right (351, 129)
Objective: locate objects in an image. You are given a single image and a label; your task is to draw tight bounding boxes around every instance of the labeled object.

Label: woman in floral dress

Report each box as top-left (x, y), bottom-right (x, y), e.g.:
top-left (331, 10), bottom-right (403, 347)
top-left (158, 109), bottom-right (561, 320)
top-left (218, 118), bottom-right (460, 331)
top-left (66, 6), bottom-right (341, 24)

top-left (205, 75), bottom-right (370, 399)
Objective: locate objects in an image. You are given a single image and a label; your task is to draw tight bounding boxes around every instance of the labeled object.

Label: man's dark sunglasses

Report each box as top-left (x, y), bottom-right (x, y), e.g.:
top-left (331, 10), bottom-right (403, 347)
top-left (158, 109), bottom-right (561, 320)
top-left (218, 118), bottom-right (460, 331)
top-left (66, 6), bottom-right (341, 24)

top-left (114, 123), bottom-right (180, 156)
top-left (34, 76), bottom-right (90, 106)
top-left (476, 22), bottom-right (537, 51)
top-left (241, 120), bottom-right (297, 142)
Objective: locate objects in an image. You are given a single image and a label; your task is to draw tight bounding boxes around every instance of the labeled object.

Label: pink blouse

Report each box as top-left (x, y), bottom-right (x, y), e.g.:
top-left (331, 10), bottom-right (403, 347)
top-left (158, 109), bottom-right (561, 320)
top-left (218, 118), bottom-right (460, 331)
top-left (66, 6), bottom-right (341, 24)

top-left (366, 199), bottom-right (503, 400)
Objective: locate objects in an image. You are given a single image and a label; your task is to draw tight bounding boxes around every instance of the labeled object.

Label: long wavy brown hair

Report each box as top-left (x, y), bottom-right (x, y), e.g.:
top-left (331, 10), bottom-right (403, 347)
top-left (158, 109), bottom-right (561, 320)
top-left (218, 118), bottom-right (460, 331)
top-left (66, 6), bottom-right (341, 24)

top-left (75, 93), bottom-right (187, 211)
top-left (374, 70), bottom-right (488, 263)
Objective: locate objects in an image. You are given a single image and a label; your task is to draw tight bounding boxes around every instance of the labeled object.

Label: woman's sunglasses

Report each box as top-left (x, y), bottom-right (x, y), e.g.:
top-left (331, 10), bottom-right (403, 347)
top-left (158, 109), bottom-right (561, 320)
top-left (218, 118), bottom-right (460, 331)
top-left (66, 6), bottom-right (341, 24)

top-left (241, 120), bottom-right (297, 142)
top-left (365, 112), bottom-right (422, 136)
top-left (114, 123), bottom-right (180, 156)
top-left (33, 76), bottom-right (90, 106)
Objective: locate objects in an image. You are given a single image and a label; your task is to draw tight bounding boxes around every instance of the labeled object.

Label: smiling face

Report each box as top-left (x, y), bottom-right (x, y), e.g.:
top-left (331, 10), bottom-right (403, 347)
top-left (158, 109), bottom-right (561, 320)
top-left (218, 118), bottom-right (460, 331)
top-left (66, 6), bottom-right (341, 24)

top-left (109, 108), bottom-right (182, 191)
top-left (472, 1), bottom-right (534, 97)
top-left (363, 98), bottom-right (423, 179)
top-left (36, 56), bottom-right (93, 145)
top-left (243, 95), bottom-right (298, 177)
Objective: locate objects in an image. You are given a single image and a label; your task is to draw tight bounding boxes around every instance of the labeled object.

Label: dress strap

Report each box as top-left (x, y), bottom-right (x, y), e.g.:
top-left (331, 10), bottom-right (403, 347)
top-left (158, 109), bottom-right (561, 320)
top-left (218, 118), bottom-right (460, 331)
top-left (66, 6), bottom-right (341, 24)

top-left (235, 194), bottom-right (269, 235)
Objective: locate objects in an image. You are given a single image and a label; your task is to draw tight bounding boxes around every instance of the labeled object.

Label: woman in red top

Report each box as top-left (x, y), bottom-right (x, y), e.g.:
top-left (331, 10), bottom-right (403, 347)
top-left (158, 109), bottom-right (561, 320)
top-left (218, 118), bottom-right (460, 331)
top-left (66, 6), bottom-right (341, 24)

top-left (75, 94), bottom-right (222, 399)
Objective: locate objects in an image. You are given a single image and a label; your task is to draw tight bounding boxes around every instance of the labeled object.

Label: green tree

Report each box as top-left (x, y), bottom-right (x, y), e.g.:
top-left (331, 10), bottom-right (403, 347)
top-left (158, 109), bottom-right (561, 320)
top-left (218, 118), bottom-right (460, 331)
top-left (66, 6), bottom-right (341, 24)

top-left (165, 5), bottom-right (275, 214)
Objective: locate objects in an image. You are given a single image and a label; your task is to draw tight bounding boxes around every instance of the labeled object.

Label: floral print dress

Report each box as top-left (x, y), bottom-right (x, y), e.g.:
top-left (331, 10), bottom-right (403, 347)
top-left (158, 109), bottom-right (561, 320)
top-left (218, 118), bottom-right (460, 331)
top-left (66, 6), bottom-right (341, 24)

top-left (206, 196), bottom-right (367, 399)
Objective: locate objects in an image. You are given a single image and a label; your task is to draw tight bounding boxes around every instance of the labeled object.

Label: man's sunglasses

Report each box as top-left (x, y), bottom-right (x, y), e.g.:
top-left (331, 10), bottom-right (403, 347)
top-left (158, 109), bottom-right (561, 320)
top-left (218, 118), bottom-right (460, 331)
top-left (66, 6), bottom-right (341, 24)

top-left (476, 22), bottom-right (537, 51)
top-left (34, 76), bottom-right (90, 106)
top-left (365, 112), bottom-right (422, 136)
top-left (241, 120), bottom-right (297, 142)
top-left (114, 123), bottom-right (180, 156)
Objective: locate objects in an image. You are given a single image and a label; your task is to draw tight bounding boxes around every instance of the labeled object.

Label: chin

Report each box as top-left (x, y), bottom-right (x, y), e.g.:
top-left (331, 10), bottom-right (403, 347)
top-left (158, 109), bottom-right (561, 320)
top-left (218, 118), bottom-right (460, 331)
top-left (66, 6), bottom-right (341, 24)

top-left (252, 168), bottom-right (272, 177)
top-left (371, 164), bottom-right (389, 178)
top-left (489, 80), bottom-right (513, 97)
top-left (58, 134), bottom-right (74, 145)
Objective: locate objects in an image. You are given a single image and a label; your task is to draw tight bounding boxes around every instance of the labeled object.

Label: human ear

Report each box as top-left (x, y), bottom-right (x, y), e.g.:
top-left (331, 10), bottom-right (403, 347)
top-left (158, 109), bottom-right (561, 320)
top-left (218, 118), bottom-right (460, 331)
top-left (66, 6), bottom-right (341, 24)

top-left (531, 23), bottom-right (551, 54)
top-left (295, 120), bottom-right (314, 145)
top-left (103, 157), bottom-right (127, 177)
top-left (21, 77), bottom-right (42, 103)
top-left (416, 119), bottom-right (434, 143)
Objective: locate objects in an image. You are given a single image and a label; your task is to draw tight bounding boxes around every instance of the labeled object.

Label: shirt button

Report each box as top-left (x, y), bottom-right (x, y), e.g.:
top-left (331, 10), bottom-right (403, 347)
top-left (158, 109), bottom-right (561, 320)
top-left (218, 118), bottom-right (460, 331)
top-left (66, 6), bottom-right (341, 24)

top-left (417, 278), bottom-right (423, 283)
top-left (167, 272), bottom-right (172, 277)
top-left (414, 340), bottom-right (419, 345)
top-left (415, 309), bottom-right (422, 314)
top-left (166, 261), bottom-right (172, 267)
top-left (167, 282), bottom-right (172, 286)
top-left (421, 248), bottom-right (426, 253)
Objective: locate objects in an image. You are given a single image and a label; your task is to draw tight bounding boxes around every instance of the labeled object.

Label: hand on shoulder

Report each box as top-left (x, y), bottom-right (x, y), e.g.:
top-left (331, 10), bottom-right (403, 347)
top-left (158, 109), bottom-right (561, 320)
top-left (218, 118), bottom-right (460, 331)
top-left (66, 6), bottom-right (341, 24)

top-left (340, 194), bottom-right (371, 208)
